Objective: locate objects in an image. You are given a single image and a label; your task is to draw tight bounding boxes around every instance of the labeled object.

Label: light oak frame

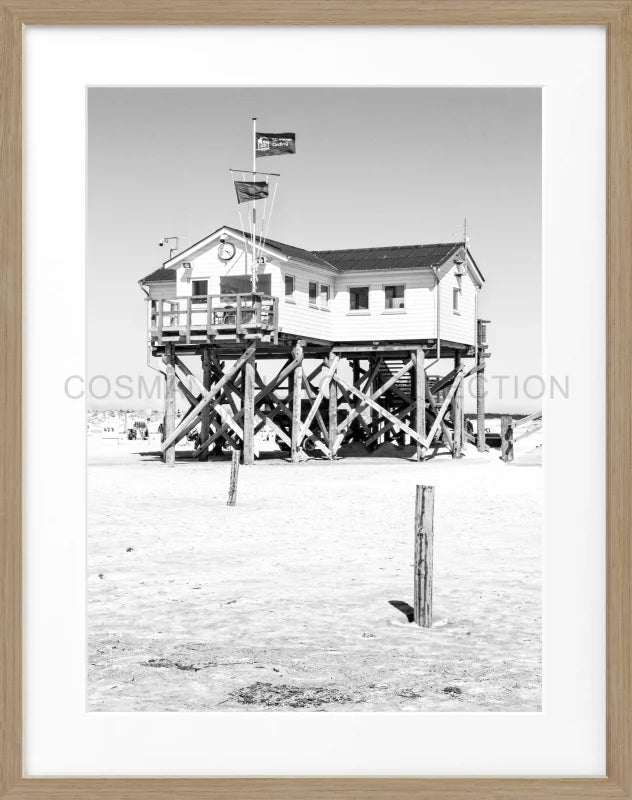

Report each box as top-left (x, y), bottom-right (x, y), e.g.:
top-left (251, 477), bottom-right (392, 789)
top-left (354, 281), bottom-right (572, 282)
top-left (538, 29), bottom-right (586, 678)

top-left (1, 2), bottom-right (630, 797)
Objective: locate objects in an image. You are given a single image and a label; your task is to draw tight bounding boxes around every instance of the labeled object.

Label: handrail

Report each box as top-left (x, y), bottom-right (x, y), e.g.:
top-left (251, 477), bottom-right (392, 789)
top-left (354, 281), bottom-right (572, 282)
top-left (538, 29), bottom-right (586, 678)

top-left (152, 292), bottom-right (278, 341)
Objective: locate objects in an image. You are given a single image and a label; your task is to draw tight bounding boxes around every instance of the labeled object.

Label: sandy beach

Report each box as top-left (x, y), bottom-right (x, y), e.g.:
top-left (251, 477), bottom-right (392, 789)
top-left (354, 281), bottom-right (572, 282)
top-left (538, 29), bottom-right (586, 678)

top-left (87, 437), bottom-right (542, 712)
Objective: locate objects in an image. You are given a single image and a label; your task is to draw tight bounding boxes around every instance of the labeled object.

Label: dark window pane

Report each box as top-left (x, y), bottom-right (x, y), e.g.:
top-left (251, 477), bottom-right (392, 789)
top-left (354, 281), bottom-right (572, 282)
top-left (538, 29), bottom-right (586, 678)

top-left (309, 282), bottom-right (318, 304)
top-left (350, 286), bottom-right (369, 311)
top-left (191, 280), bottom-right (208, 305)
top-left (385, 284), bottom-right (405, 309)
top-left (285, 275), bottom-right (294, 298)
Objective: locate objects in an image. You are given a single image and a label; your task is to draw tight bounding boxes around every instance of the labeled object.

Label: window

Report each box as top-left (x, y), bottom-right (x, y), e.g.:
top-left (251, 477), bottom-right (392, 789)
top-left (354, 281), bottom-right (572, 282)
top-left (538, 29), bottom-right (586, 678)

top-left (308, 281), bottom-right (318, 306)
top-left (219, 275), bottom-right (271, 294)
top-left (385, 284), bottom-right (405, 310)
top-left (285, 274), bottom-right (295, 301)
top-left (453, 287), bottom-right (461, 314)
top-left (349, 286), bottom-right (369, 311)
top-left (320, 284), bottom-right (330, 309)
top-left (191, 279), bottom-right (208, 305)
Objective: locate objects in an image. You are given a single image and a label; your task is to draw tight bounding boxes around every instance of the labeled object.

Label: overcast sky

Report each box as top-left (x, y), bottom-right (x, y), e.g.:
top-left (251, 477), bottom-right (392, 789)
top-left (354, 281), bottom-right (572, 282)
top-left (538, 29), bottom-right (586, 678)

top-left (87, 87), bottom-right (541, 411)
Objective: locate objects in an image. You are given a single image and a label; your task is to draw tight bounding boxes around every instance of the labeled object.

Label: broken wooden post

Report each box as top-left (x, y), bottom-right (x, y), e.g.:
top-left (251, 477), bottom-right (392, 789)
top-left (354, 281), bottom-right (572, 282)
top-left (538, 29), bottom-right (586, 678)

top-left (163, 343), bottom-right (176, 467)
top-left (501, 415), bottom-right (514, 462)
top-left (227, 448), bottom-right (240, 505)
top-left (414, 485), bottom-right (434, 627)
top-left (243, 350), bottom-right (256, 465)
top-left (200, 347), bottom-right (212, 462)
top-left (291, 341), bottom-right (304, 462)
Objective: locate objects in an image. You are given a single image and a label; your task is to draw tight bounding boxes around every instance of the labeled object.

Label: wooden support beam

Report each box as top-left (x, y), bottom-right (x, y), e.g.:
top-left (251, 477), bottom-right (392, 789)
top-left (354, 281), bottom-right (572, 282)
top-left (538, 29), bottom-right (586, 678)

top-left (291, 341), bottom-right (304, 463)
top-left (161, 343), bottom-right (256, 452)
top-left (299, 357), bottom-right (339, 444)
top-left (163, 343), bottom-right (176, 467)
top-left (476, 354), bottom-right (486, 453)
top-left (200, 348), bottom-right (212, 461)
top-left (422, 369), bottom-right (464, 450)
top-left (334, 372), bottom-right (425, 446)
top-left (452, 352), bottom-right (463, 459)
top-left (328, 353), bottom-right (338, 459)
top-left (365, 403), bottom-right (415, 447)
top-left (194, 351), bottom-right (304, 457)
top-left (242, 350), bottom-right (256, 465)
top-left (335, 358), bottom-right (413, 445)
top-left (413, 347), bottom-right (426, 461)
top-left (424, 373), bottom-right (453, 451)
top-left (414, 485), bottom-right (434, 627)
top-left (176, 354), bottom-right (248, 451)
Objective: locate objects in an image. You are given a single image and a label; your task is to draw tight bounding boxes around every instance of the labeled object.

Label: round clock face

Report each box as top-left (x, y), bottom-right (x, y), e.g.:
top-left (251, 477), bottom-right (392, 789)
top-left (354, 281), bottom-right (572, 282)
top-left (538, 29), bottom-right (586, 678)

top-left (218, 241), bottom-right (236, 261)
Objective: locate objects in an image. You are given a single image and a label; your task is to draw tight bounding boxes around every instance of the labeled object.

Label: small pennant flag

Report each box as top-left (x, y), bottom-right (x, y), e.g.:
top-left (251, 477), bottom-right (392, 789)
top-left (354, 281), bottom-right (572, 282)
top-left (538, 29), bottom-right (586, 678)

top-left (234, 180), bottom-right (269, 204)
top-left (256, 132), bottom-right (296, 157)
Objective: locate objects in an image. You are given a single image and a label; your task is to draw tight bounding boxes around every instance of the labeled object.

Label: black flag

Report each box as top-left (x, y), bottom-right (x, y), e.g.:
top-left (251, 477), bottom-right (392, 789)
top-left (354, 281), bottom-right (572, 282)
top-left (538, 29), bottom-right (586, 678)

top-left (255, 133), bottom-right (296, 157)
top-left (234, 180), bottom-right (269, 204)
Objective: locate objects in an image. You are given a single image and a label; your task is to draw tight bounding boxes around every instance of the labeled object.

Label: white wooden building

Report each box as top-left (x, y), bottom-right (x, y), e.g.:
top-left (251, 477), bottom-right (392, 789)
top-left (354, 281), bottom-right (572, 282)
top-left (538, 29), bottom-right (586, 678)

top-left (139, 225), bottom-right (485, 351)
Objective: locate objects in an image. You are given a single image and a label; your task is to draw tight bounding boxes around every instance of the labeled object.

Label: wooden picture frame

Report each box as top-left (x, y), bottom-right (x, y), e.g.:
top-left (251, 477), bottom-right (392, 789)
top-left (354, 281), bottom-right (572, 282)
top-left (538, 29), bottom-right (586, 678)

top-left (1, 2), bottom-right (629, 797)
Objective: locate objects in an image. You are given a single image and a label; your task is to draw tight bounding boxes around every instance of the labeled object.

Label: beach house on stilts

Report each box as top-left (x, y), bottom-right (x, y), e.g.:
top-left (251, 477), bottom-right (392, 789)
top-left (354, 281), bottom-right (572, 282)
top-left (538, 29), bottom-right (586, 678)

top-left (138, 120), bottom-right (491, 465)
top-left (139, 225), bottom-right (490, 465)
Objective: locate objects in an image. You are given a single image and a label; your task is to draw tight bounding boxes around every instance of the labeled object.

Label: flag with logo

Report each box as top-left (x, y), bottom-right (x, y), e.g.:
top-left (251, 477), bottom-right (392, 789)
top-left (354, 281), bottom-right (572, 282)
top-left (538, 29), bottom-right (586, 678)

top-left (234, 180), bottom-right (269, 204)
top-left (256, 132), bottom-right (296, 157)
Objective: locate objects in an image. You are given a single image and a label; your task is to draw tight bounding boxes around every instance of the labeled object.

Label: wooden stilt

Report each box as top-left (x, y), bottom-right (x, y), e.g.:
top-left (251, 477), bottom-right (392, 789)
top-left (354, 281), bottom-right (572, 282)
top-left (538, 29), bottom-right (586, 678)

top-left (291, 341), bottom-right (304, 462)
top-left (328, 352), bottom-right (338, 458)
top-left (414, 485), bottom-right (434, 627)
top-left (476, 319), bottom-right (487, 452)
top-left (200, 347), bottom-right (212, 461)
top-left (452, 352), bottom-right (463, 458)
top-left (414, 346), bottom-right (426, 461)
top-left (243, 349), bottom-right (255, 465)
top-left (163, 343), bottom-right (176, 467)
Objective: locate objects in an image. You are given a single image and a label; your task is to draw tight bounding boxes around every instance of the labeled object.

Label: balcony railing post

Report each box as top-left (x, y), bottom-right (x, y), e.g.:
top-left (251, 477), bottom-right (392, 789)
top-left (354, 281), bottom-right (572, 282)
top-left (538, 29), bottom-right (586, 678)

top-left (185, 297), bottom-right (192, 343)
top-left (273, 297), bottom-right (279, 344)
top-left (158, 300), bottom-right (164, 338)
top-left (206, 294), bottom-right (213, 337)
top-left (236, 294), bottom-right (242, 335)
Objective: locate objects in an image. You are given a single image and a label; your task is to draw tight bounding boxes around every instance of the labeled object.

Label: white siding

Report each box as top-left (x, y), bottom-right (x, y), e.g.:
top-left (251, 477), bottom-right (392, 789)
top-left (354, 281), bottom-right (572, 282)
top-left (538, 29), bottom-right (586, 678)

top-left (332, 269), bottom-right (437, 341)
top-left (276, 264), bottom-right (336, 341)
top-left (436, 259), bottom-right (478, 346)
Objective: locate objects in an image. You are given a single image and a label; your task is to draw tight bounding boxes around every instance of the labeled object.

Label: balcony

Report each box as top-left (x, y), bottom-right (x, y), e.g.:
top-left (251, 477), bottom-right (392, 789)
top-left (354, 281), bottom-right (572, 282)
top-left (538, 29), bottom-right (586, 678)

top-left (150, 293), bottom-right (279, 346)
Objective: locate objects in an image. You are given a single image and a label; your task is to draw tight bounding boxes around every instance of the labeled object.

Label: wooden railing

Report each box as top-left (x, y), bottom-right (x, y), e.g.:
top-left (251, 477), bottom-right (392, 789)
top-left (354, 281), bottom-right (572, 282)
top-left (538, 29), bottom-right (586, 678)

top-left (150, 293), bottom-right (279, 344)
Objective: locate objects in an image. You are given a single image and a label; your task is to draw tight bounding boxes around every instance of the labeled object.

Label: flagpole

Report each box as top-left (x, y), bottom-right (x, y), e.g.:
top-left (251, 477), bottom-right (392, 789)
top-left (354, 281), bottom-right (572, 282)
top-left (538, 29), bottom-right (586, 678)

top-left (251, 116), bottom-right (257, 292)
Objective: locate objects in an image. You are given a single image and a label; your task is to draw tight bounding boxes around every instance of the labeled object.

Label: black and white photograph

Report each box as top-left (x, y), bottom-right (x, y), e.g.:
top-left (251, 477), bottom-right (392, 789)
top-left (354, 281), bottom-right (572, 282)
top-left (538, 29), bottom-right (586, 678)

top-left (86, 87), bottom-right (543, 713)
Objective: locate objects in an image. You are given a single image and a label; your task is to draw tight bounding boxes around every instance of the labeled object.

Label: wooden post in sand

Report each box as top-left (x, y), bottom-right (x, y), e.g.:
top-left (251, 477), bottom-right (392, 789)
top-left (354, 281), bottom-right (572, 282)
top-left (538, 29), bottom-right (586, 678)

top-left (414, 485), bottom-right (434, 627)
top-left (500, 415), bottom-right (514, 462)
top-left (227, 449), bottom-right (240, 505)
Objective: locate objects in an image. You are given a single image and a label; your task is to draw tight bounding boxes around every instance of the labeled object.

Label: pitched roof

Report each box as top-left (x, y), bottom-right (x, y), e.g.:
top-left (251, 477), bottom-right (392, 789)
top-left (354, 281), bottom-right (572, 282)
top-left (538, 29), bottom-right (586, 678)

top-left (139, 266), bottom-right (176, 283)
top-left (139, 228), bottom-right (484, 284)
top-left (313, 242), bottom-right (464, 272)
top-left (223, 226), bottom-right (337, 271)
